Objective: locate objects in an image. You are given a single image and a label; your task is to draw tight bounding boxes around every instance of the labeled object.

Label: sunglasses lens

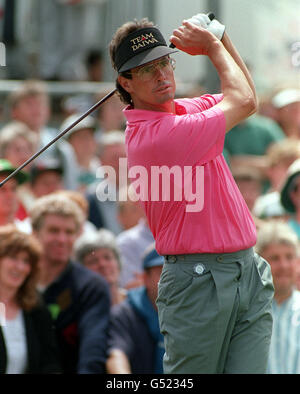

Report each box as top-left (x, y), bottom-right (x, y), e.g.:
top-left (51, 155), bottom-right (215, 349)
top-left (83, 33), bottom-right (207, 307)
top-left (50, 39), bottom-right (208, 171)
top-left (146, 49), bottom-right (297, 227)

top-left (132, 57), bottom-right (175, 81)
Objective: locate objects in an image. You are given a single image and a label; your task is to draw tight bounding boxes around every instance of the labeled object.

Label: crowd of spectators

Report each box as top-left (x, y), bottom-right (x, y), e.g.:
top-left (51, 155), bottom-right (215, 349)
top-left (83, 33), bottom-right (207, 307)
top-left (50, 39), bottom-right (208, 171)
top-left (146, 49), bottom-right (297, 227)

top-left (0, 76), bottom-right (299, 374)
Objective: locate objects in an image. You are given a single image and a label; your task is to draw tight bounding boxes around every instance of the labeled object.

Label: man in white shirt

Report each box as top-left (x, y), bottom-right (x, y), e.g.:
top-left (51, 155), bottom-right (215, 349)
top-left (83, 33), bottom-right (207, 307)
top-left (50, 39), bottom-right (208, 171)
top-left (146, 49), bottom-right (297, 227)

top-left (256, 220), bottom-right (300, 373)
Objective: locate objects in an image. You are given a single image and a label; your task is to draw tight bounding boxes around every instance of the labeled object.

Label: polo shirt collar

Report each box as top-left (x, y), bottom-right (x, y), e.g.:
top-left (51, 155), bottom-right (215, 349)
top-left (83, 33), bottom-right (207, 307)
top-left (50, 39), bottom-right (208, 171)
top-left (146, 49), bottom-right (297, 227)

top-left (123, 101), bottom-right (187, 123)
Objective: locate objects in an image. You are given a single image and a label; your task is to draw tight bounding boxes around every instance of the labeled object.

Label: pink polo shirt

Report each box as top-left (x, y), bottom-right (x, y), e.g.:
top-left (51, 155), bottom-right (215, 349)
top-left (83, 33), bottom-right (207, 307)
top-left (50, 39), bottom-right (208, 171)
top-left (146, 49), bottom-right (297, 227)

top-left (124, 94), bottom-right (257, 255)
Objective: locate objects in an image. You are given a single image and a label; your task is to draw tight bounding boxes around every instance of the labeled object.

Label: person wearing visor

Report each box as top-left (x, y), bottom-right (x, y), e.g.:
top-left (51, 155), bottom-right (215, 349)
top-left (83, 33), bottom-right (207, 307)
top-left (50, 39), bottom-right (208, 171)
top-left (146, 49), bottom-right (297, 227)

top-left (109, 15), bottom-right (274, 374)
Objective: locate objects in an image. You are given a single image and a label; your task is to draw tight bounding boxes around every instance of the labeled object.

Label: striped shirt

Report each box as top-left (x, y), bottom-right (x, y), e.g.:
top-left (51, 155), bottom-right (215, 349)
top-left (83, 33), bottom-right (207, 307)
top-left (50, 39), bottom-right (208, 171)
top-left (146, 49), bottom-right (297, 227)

top-left (268, 290), bottom-right (300, 374)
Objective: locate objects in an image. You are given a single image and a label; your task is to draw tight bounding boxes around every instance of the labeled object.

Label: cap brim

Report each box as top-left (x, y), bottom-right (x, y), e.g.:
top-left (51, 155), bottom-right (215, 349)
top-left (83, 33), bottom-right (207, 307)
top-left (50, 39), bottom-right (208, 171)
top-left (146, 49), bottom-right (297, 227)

top-left (119, 46), bottom-right (178, 73)
top-left (144, 256), bottom-right (164, 269)
top-left (0, 169), bottom-right (29, 185)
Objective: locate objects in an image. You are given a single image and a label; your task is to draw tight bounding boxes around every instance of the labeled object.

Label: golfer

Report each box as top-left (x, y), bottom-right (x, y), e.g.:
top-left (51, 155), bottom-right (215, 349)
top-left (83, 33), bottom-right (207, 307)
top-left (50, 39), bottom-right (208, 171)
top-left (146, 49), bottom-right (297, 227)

top-left (109, 14), bottom-right (274, 374)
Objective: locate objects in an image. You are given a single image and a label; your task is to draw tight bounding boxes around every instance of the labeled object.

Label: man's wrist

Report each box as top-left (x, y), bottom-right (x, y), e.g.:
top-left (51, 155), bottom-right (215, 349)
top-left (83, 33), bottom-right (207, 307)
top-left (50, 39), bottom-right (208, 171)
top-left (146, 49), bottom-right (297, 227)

top-left (207, 39), bottom-right (224, 58)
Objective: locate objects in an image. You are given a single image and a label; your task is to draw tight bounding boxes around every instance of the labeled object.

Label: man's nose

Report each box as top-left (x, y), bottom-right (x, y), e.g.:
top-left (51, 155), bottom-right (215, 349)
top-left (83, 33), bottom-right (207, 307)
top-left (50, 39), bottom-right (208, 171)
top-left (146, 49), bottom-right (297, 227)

top-left (278, 258), bottom-right (292, 269)
top-left (57, 231), bottom-right (68, 242)
top-left (154, 66), bottom-right (167, 79)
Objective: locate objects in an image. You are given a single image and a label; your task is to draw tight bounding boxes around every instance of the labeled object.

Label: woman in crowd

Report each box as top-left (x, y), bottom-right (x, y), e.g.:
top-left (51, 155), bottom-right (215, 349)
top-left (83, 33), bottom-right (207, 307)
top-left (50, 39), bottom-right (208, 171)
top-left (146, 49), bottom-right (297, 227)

top-left (0, 224), bottom-right (61, 374)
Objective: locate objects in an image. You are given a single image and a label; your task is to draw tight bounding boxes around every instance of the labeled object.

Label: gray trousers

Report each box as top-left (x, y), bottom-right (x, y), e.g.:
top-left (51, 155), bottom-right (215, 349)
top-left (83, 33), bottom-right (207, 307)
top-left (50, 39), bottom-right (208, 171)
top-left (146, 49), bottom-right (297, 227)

top-left (156, 247), bottom-right (274, 374)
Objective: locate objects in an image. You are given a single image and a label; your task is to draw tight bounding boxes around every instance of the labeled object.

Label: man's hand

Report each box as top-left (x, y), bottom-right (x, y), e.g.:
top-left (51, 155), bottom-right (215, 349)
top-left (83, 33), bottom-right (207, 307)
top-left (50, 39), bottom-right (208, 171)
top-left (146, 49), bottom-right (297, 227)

top-left (170, 20), bottom-right (220, 56)
top-left (106, 349), bottom-right (132, 374)
top-left (187, 13), bottom-right (225, 40)
top-left (125, 272), bottom-right (144, 290)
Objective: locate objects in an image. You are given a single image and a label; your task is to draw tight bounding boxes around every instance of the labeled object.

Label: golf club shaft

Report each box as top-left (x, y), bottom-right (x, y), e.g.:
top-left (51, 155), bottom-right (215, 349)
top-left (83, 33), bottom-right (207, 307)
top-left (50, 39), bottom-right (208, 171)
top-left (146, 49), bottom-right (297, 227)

top-left (0, 88), bottom-right (117, 187)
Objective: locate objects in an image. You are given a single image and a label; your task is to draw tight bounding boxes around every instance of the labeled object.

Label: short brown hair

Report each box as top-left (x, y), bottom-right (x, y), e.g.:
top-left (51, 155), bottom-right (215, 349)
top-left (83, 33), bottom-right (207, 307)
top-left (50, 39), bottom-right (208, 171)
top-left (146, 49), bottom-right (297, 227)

top-left (0, 121), bottom-right (38, 157)
top-left (0, 225), bottom-right (42, 311)
top-left (53, 190), bottom-right (89, 217)
top-left (109, 18), bottom-right (155, 105)
top-left (8, 80), bottom-right (49, 110)
top-left (30, 194), bottom-right (84, 233)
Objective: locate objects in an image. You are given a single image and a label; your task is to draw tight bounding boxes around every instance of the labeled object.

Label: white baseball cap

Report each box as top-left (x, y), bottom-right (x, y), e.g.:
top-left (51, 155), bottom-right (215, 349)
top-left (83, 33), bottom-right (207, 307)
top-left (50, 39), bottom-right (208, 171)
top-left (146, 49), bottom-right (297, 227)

top-left (272, 89), bottom-right (300, 109)
top-left (60, 114), bottom-right (96, 140)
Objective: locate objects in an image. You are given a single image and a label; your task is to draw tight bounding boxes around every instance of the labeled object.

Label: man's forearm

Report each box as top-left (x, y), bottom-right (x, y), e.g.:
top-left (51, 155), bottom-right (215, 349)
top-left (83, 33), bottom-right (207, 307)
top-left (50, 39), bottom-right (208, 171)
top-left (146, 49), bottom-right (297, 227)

top-left (207, 39), bottom-right (257, 130)
top-left (208, 40), bottom-right (254, 105)
top-left (170, 21), bottom-right (257, 129)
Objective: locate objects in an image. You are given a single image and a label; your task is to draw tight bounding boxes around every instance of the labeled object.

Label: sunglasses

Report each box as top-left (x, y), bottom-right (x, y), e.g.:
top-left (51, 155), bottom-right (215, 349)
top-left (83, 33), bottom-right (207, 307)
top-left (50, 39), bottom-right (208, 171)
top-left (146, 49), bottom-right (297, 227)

top-left (129, 57), bottom-right (176, 81)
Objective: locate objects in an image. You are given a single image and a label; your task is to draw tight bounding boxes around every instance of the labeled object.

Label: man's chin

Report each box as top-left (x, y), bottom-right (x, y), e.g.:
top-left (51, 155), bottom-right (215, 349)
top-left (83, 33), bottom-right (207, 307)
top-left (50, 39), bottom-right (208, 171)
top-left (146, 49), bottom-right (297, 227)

top-left (49, 255), bottom-right (69, 265)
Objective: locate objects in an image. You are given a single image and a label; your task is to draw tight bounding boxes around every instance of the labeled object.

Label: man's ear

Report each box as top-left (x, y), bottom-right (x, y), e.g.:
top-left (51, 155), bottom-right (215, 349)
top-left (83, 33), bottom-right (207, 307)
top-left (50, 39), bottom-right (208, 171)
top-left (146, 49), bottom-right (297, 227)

top-left (118, 75), bottom-right (133, 94)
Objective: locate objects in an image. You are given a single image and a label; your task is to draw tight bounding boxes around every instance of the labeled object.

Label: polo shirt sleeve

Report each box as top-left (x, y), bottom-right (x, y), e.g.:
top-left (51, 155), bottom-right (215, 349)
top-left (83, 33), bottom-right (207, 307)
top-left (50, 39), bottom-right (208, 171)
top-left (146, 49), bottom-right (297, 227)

top-left (153, 105), bottom-right (226, 167)
top-left (191, 94), bottom-right (224, 111)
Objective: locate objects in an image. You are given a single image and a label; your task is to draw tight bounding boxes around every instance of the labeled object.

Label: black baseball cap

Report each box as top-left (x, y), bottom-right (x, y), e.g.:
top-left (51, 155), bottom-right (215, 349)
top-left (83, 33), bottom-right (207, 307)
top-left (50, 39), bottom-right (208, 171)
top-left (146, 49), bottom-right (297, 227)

top-left (30, 158), bottom-right (63, 183)
top-left (0, 159), bottom-right (29, 185)
top-left (115, 27), bottom-right (177, 73)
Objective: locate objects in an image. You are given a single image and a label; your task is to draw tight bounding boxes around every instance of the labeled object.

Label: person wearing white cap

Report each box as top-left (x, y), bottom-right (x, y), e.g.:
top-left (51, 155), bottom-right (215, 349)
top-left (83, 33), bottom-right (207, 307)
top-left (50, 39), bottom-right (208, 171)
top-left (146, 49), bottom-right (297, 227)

top-left (272, 88), bottom-right (300, 138)
top-left (255, 220), bottom-right (300, 374)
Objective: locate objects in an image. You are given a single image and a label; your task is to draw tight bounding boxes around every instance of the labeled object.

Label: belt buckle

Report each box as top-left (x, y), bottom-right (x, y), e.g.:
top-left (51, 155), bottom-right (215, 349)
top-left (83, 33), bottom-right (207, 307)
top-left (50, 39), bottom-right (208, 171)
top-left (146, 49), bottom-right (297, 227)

top-left (166, 255), bottom-right (177, 263)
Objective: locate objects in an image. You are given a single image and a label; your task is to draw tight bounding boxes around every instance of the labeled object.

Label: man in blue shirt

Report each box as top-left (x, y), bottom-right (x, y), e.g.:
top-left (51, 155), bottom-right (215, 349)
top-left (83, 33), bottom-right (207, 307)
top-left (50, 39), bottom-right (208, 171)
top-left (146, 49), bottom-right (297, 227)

top-left (106, 244), bottom-right (164, 374)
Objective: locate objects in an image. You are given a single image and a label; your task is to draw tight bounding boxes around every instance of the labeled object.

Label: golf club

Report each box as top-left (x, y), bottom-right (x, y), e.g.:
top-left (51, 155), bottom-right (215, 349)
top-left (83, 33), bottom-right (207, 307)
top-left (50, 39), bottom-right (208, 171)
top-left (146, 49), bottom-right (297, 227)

top-left (0, 11), bottom-right (215, 187)
top-left (0, 88), bottom-right (117, 187)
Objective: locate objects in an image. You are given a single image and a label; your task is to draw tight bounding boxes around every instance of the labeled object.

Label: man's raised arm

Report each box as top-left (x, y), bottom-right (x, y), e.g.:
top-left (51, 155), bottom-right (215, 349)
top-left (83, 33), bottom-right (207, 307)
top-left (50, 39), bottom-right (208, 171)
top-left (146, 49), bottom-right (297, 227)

top-left (170, 21), bottom-right (257, 132)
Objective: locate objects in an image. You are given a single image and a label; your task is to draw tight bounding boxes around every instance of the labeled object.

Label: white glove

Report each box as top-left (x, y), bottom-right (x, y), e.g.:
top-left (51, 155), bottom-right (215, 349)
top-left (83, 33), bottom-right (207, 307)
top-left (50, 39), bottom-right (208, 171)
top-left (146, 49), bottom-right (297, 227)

top-left (186, 13), bottom-right (225, 40)
top-left (188, 13), bottom-right (211, 29)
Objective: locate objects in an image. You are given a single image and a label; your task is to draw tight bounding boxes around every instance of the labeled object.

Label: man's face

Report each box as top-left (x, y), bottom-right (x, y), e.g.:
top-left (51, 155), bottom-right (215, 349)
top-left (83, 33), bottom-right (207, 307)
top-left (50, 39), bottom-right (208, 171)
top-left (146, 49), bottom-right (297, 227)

top-left (34, 214), bottom-right (79, 265)
top-left (12, 95), bottom-right (50, 131)
top-left (261, 243), bottom-right (297, 296)
top-left (68, 128), bottom-right (97, 161)
top-left (118, 56), bottom-right (176, 111)
top-left (83, 248), bottom-right (120, 285)
top-left (0, 175), bottom-right (18, 220)
top-left (5, 136), bottom-right (36, 169)
top-left (31, 170), bottom-right (63, 198)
